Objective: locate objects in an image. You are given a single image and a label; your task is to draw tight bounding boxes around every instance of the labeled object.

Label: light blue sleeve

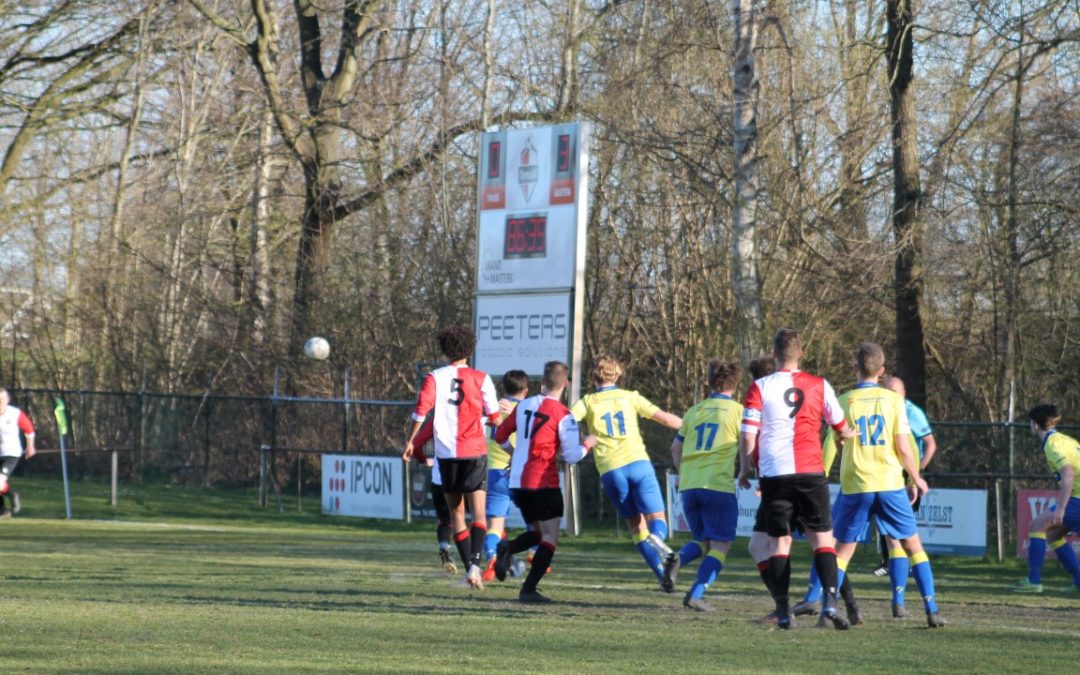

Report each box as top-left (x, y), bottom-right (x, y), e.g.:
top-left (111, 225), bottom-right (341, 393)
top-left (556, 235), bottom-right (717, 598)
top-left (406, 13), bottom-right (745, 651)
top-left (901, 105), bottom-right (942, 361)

top-left (906, 401), bottom-right (933, 439)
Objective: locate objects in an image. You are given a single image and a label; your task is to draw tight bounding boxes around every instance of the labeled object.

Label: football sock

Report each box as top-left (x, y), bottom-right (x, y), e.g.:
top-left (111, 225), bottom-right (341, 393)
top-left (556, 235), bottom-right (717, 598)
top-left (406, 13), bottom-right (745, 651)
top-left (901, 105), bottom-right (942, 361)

top-left (910, 551), bottom-right (939, 613)
top-left (756, 561), bottom-right (774, 595)
top-left (454, 529), bottom-right (471, 568)
top-left (802, 563), bottom-right (822, 603)
top-left (878, 533), bottom-right (889, 566)
top-left (1050, 538), bottom-right (1080, 584)
top-left (522, 541), bottom-right (555, 594)
top-left (679, 540), bottom-right (703, 567)
top-left (767, 554), bottom-right (791, 604)
top-left (839, 571), bottom-right (857, 609)
top-left (633, 529), bottom-right (665, 580)
top-left (436, 523), bottom-right (452, 549)
top-left (649, 519), bottom-right (669, 541)
top-left (1027, 533), bottom-right (1047, 584)
top-left (889, 547), bottom-right (909, 605)
top-left (689, 549), bottom-right (726, 600)
top-left (508, 530), bottom-right (541, 555)
top-left (812, 547), bottom-right (839, 614)
top-left (469, 522), bottom-right (487, 569)
top-left (484, 531), bottom-right (502, 561)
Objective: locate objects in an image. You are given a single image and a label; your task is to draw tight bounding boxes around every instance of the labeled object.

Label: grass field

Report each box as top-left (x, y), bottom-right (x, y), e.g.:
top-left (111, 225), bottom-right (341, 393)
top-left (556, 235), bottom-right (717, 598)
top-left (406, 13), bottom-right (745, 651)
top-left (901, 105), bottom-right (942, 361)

top-left (4, 477), bottom-right (1078, 673)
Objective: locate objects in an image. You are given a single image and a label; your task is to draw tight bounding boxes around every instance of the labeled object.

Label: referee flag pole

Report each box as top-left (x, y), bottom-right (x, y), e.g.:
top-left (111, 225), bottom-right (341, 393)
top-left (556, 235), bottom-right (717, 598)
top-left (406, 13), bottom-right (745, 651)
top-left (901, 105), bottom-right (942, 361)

top-left (54, 397), bottom-right (72, 519)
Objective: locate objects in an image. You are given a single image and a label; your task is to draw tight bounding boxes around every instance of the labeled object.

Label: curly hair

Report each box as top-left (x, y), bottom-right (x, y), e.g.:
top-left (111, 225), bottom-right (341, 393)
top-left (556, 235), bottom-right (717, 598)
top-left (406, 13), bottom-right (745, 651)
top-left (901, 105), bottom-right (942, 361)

top-left (748, 355), bottom-right (775, 380)
top-left (591, 353), bottom-right (623, 387)
top-left (1028, 404), bottom-right (1061, 430)
top-left (437, 324), bottom-right (477, 362)
top-left (707, 360), bottom-right (741, 393)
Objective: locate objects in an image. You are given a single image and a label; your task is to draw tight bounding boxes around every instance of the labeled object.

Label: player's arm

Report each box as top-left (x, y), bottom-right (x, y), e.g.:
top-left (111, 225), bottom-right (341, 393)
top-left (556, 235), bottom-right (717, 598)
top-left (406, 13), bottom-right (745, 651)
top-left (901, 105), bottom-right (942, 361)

top-left (918, 433), bottom-right (937, 470)
top-left (670, 414), bottom-right (690, 471)
top-left (894, 432), bottom-right (928, 497)
top-left (480, 374), bottom-right (502, 426)
top-left (493, 408), bottom-right (518, 447)
top-left (404, 374), bottom-right (437, 460)
top-left (1050, 465), bottom-right (1074, 528)
top-left (407, 417), bottom-right (433, 464)
top-left (736, 383), bottom-right (763, 488)
top-left (650, 409), bottom-right (682, 430)
top-left (557, 416), bottom-right (595, 464)
top-left (18, 410), bottom-right (35, 458)
top-left (822, 381), bottom-right (856, 439)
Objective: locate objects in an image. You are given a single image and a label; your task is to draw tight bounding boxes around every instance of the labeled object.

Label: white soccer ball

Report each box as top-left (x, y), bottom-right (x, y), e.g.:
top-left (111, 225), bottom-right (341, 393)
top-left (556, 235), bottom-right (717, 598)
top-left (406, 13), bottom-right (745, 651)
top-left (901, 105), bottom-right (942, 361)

top-left (303, 336), bottom-right (330, 361)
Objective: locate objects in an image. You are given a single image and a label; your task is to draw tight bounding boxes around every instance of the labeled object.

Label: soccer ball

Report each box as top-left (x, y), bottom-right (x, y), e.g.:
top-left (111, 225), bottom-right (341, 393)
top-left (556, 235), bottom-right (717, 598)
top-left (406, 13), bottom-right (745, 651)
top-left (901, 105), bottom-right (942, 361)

top-left (303, 336), bottom-right (330, 361)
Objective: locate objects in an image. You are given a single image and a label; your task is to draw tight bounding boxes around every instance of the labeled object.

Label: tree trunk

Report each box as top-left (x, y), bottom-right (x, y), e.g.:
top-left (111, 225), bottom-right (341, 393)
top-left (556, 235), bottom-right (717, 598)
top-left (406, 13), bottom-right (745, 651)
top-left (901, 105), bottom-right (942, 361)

top-left (249, 106), bottom-right (275, 350)
top-left (731, 0), bottom-right (764, 363)
top-left (886, 0), bottom-right (927, 406)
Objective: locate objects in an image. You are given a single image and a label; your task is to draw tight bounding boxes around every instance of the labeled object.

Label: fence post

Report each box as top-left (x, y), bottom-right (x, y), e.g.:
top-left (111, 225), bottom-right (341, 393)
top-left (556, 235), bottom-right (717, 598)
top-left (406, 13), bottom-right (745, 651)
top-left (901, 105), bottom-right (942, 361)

top-left (297, 455), bottom-right (302, 512)
top-left (136, 370), bottom-right (147, 477)
top-left (404, 459), bottom-right (412, 525)
top-left (111, 450), bottom-right (118, 507)
top-left (342, 367), bottom-right (350, 453)
top-left (259, 444), bottom-right (269, 507)
top-left (995, 478), bottom-right (1005, 563)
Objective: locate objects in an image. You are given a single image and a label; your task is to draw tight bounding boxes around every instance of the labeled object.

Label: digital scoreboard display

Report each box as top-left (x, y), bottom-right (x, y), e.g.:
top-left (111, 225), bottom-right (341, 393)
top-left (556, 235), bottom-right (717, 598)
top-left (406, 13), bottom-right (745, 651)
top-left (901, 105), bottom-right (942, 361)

top-left (503, 213), bottom-right (547, 259)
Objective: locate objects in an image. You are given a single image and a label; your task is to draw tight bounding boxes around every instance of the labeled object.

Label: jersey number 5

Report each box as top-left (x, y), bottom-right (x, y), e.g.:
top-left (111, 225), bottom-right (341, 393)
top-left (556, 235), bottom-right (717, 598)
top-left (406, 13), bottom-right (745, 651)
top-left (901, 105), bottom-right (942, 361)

top-left (448, 378), bottom-right (464, 406)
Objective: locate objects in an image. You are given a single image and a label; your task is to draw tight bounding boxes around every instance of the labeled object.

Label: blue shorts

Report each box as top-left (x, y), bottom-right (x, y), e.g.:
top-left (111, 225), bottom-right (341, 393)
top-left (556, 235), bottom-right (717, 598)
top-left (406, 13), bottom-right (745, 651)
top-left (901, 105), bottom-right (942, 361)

top-left (790, 490), bottom-right (868, 541)
top-left (486, 468), bottom-right (512, 519)
top-left (1064, 497), bottom-right (1080, 534)
top-left (681, 489), bottom-right (737, 542)
top-left (833, 489), bottom-right (917, 543)
top-left (601, 460), bottom-right (665, 519)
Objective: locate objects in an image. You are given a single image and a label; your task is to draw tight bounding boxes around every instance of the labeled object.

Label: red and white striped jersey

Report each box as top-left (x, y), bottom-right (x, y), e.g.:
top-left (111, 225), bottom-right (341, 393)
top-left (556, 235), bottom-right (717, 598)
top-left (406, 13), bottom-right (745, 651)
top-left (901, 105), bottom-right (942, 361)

top-left (494, 395), bottom-right (588, 489)
top-left (412, 365), bottom-right (500, 459)
top-left (740, 370), bottom-right (845, 477)
top-left (0, 405), bottom-right (35, 458)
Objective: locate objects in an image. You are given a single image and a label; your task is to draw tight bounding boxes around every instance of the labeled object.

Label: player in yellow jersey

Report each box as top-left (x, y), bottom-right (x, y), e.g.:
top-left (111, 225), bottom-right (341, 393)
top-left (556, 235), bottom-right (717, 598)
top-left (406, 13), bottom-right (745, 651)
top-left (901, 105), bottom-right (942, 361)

top-left (482, 370), bottom-right (529, 581)
top-left (830, 343), bottom-right (944, 627)
top-left (663, 360), bottom-right (742, 611)
top-left (571, 354), bottom-right (682, 586)
top-left (1011, 404), bottom-right (1080, 593)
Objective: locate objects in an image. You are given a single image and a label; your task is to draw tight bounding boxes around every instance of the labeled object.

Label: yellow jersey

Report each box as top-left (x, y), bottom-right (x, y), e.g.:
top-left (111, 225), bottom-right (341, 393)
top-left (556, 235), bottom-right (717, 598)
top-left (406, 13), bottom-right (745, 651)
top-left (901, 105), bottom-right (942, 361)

top-left (486, 397), bottom-right (521, 471)
top-left (837, 383), bottom-right (911, 494)
top-left (675, 394), bottom-right (741, 493)
top-left (571, 386), bottom-right (660, 475)
top-left (1043, 430), bottom-right (1080, 499)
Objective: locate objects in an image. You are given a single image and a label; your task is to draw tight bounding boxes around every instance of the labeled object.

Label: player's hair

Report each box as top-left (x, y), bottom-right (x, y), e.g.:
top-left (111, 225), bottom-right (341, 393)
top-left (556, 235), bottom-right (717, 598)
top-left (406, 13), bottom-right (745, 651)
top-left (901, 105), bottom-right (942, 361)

top-left (591, 353), bottom-right (623, 386)
top-left (707, 360), bottom-right (741, 392)
top-left (436, 324), bottom-right (476, 362)
top-left (855, 342), bottom-right (886, 378)
top-left (748, 355), bottom-right (774, 380)
top-left (772, 328), bottom-right (802, 362)
top-left (1028, 404), bottom-right (1061, 430)
top-left (542, 361), bottom-right (569, 390)
top-left (502, 370), bottom-right (529, 397)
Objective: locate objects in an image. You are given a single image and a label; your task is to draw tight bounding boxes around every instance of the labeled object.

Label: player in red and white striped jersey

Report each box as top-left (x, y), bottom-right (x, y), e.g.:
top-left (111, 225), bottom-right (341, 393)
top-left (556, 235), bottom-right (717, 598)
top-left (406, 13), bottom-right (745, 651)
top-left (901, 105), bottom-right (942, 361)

top-left (403, 325), bottom-right (500, 589)
top-left (736, 329), bottom-right (855, 629)
top-left (492, 361), bottom-right (596, 603)
top-left (0, 388), bottom-right (35, 518)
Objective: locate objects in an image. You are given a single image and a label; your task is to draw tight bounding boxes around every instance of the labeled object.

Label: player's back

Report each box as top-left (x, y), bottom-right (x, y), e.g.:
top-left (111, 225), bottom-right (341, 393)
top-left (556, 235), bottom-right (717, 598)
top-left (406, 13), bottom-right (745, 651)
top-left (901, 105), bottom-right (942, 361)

top-left (415, 364), bottom-right (498, 459)
top-left (837, 384), bottom-right (910, 494)
top-left (1043, 431), bottom-right (1080, 498)
top-left (487, 397), bottom-right (519, 470)
top-left (507, 394), bottom-right (578, 490)
top-left (678, 394), bottom-right (742, 493)
top-left (572, 387), bottom-right (658, 475)
top-left (741, 370), bottom-right (844, 477)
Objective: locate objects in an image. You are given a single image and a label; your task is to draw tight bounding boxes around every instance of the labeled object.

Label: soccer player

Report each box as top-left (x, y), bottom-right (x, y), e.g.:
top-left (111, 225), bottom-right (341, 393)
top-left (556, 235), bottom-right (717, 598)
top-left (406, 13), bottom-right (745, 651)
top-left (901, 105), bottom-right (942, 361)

top-left (736, 329), bottom-right (854, 629)
top-left (403, 325), bottom-right (500, 589)
top-left (571, 354), bottom-right (682, 586)
top-left (827, 343), bottom-right (944, 627)
top-left (1012, 404), bottom-right (1080, 594)
top-left (0, 388), bottom-right (35, 517)
top-left (663, 360), bottom-right (742, 611)
top-left (406, 416), bottom-right (458, 574)
top-left (493, 361), bottom-right (596, 602)
top-left (483, 370), bottom-right (529, 581)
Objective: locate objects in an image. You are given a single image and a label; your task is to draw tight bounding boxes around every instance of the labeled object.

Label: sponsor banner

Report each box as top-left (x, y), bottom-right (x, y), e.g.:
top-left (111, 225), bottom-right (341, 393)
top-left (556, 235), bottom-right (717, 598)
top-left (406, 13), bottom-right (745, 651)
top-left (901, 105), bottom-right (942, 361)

top-left (474, 292), bottom-right (572, 376)
top-left (322, 454), bottom-right (403, 520)
top-left (1016, 489), bottom-right (1080, 559)
top-left (666, 475), bottom-right (985, 555)
top-left (409, 462), bottom-right (565, 529)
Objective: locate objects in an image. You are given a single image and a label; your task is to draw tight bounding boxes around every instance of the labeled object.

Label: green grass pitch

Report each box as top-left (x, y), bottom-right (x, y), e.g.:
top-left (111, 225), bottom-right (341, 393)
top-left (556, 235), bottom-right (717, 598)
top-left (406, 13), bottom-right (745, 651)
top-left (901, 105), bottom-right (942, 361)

top-left (3, 478), bottom-right (1077, 673)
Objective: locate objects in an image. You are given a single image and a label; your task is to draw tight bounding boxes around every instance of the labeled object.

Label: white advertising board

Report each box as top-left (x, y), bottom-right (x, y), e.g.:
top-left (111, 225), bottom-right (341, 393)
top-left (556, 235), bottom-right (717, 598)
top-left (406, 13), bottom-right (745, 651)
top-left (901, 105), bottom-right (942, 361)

top-left (474, 292), bottom-right (572, 376)
top-left (323, 454), bottom-right (403, 520)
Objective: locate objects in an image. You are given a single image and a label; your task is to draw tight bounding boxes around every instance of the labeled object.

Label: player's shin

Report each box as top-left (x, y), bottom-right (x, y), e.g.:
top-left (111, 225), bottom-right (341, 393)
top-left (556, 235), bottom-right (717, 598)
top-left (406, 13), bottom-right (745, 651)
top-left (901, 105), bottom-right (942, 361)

top-left (1049, 538), bottom-right (1080, 584)
top-left (633, 529), bottom-right (665, 580)
top-left (812, 547), bottom-right (840, 614)
top-left (454, 529), bottom-right (472, 569)
top-left (1027, 533), bottom-right (1047, 584)
top-left (888, 547), bottom-right (909, 606)
top-left (909, 551), bottom-right (939, 613)
top-left (522, 541), bottom-right (555, 593)
top-left (680, 540), bottom-right (703, 566)
top-left (508, 530), bottom-right (541, 555)
top-left (469, 522), bottom-right (487, 570)
top-left (767, 554), bottom-right (792, 614)
top-left (689, 550), bottom-right (725, 600)
top-left (802, 563), bottom-right (822, 603)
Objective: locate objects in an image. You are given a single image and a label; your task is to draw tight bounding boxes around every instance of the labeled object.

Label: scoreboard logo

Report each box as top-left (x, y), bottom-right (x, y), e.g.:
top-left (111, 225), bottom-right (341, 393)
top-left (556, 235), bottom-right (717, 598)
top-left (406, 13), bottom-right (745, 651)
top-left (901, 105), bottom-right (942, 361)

top-left (517, 135), bottom-right (539, 203)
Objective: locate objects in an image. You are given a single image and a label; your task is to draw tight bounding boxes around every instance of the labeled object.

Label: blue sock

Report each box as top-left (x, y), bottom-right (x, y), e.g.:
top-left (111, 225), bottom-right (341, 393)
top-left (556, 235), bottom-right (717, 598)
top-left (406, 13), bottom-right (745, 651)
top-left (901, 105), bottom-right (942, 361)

top-left (1028, 535), bottom-right (1047, 584)
top-left (803, 564), bottom-right (822, 603)
top-left (484, 532), bottom-right (501, 560)
top-left (649, 519), bottom-right (669, 541)
top-left (634, 531), bottom-right (664, 580)
top-left (910, 552), bottom-right (938, 613)
top-left (679, 541), bottom-right (703, 567)
top-left (1050, 538), bottom-right (1080, 585)
top-left (836, 567), bottom-right (846, 589)
top-left (689, 551), bottom-right (725, 600)
top-left (888, 548), bottom-right (909, 606)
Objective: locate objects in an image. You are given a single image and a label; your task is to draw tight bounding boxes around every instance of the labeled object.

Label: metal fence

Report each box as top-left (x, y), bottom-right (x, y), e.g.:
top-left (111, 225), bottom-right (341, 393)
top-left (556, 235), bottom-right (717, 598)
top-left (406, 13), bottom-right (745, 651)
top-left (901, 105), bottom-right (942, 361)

top-left (7, 385), bottom-right (1074, 554)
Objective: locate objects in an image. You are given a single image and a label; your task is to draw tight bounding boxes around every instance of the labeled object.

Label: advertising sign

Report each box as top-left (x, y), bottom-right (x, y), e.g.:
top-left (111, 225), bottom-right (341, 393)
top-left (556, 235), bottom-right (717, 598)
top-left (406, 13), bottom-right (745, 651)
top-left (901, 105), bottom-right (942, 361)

top-left (474, 292), bottom-right (572, 376)
top-left (1016, 489), bottom-right (1080, 558)
top-left (323, 455), bottom-right (403, 520)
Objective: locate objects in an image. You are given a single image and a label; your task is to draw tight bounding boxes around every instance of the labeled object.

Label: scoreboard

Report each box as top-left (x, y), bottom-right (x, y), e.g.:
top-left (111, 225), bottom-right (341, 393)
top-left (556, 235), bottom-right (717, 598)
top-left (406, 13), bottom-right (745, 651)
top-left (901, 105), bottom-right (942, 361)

top-left (473, 123), bottom-right (589, 383)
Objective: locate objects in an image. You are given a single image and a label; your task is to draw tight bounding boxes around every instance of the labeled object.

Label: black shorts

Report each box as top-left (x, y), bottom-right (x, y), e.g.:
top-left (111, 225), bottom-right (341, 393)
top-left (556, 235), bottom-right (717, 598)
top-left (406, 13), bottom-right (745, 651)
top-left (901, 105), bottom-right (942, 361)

top-left (430, 483), bottom-right (451, 525)
top-left (438, 457), bottom-right (487, 494)
top-left (758, 473), bottom-right (832, 538)
top-left (511, 488), bottom-right (564, 524)
top-left (0, 457), bottom-right (18, 477)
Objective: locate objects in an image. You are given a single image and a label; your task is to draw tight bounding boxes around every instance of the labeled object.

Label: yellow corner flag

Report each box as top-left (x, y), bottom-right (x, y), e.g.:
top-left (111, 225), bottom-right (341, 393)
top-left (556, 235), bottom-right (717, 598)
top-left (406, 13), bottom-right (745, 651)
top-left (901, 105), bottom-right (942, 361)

top-left (54, 397), bottom-right (69, 437)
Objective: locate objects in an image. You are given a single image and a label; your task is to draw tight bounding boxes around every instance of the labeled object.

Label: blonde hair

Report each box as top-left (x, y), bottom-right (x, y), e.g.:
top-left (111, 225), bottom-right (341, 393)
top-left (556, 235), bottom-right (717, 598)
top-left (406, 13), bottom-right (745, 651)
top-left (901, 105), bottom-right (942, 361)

top-left (855, 342), bottom-right (886, 378)
top-left (592, 353), bottom-right (623, 387)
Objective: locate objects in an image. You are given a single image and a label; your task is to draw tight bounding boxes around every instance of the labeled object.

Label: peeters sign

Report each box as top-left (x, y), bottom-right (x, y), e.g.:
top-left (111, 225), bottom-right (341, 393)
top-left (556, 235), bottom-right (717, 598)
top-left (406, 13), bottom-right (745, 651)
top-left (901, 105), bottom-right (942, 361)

top-left (322, 455), bottom-right (403, 520)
